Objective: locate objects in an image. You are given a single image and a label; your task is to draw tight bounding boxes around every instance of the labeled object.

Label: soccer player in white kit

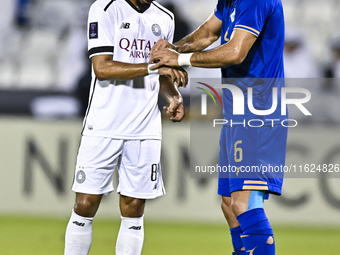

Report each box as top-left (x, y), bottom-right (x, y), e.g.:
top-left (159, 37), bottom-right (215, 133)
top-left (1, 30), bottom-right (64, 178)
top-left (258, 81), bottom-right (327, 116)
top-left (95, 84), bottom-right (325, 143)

top-left (64, 0), bottom-right (187, 254)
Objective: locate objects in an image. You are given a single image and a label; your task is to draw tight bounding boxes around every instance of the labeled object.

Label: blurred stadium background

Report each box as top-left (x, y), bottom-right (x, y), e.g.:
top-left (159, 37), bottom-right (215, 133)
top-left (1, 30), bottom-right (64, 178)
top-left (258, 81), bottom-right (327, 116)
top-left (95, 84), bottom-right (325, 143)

top-left (0, 0), bottom-right (340, 254)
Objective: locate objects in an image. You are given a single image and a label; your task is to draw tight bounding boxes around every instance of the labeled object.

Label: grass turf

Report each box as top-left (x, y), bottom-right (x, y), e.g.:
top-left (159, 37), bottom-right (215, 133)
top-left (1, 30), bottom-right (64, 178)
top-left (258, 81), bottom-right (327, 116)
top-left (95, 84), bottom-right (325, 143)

top-left (0, 216), bottom-right (339, 254)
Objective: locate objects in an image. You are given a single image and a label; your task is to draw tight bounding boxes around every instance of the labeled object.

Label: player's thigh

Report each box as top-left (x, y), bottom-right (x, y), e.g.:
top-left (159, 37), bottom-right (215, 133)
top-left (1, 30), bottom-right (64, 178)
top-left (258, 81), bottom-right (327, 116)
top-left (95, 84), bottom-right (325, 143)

top-left (117, 139), bottom-right (164, 199)
top-left (72, 136), bottom-right (123, 195)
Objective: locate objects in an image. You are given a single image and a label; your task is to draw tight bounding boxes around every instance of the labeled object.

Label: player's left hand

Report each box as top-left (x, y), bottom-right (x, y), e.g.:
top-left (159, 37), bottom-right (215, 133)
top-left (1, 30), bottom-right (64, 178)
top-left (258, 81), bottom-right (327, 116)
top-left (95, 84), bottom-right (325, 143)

top-left (164, 100), bottom-right (185, 122)
top-left (158, 66), bottom-right (188, 88)
top-left (149, 48), bottom-right (180, 69)
top-left (150, 39), bottom-right (177, 55)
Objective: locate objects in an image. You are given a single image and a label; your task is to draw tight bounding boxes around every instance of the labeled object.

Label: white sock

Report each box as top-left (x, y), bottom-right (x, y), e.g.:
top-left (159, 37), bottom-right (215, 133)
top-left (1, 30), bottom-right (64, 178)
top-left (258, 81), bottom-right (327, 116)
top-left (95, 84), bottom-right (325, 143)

top-left (116, 215), bottom-right (144, 255)
top-left (64, 210), bottom-right (94, 255)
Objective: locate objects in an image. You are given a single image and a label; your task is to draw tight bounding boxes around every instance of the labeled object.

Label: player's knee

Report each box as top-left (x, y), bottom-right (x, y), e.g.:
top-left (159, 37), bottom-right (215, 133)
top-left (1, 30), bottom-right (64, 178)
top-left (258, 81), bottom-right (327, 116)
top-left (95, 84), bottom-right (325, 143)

top-left (74, 195), bottom-right (101, 217)
top-left (74, 201), bottom-right (97, 217)
top-left (120, 197), bottom-right (145, 218)
top-left (230, 199), bottom-right (248, 217)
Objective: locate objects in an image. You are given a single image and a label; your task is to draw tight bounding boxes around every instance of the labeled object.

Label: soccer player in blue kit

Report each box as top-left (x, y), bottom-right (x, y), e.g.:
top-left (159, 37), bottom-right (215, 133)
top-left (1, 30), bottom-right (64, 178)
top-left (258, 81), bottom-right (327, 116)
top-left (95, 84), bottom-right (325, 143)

top-left (150, 0), bottom-right (287, 254)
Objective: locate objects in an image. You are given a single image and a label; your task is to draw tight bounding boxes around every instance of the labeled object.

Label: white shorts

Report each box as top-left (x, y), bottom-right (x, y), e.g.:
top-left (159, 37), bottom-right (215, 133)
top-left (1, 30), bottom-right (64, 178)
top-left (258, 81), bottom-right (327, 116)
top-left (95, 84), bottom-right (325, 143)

top-left (72, 136), bottom-right (165, 199)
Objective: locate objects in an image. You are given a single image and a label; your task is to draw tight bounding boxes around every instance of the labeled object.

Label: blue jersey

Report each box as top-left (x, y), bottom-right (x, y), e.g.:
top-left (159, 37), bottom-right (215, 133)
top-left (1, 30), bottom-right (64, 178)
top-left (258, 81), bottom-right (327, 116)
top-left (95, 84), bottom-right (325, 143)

top-left (215, 0), bottom-right (286, 124)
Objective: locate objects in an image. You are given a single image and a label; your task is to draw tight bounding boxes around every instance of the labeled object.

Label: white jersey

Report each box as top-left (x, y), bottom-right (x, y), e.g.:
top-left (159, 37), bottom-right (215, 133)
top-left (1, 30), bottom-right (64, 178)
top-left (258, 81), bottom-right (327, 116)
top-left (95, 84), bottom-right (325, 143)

top-left (82, 0), bottom-right (174, 140)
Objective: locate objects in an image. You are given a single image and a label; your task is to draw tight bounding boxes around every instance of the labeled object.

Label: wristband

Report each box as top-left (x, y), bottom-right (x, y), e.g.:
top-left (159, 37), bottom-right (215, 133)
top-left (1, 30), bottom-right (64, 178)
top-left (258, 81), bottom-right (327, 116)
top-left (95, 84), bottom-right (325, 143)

top-left (148, 64), bottom-right (159, 74)
top-left (178, 53), bottom-right (193, 67)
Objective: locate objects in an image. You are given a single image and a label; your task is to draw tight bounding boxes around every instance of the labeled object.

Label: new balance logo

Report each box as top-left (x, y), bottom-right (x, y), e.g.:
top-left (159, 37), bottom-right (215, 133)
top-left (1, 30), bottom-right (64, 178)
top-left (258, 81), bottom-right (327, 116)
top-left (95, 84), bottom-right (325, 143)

top-left (73, 221), bottom-right (85, 227)
top-left (120, 22), bottom-right (130, 29)
top-left (129, 226), bottom-right (142, 230)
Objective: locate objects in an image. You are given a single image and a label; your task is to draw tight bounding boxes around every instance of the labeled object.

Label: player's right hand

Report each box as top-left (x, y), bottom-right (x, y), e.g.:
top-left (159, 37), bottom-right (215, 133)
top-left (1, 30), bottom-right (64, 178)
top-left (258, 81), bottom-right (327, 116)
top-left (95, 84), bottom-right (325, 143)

top-left (164, 101), bottom-right (185, 122)
top-left (158, 66), bottom-right (188, 88)
top-left (150, 39), bottom-right (176, 56)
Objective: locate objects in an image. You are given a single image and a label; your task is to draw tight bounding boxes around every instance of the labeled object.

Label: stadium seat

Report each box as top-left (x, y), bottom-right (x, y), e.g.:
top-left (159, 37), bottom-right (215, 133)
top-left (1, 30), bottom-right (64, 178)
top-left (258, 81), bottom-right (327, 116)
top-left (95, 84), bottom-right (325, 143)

top-left (30, 95), bottom-right (80, 119)
top-left (18, 30), bottom-right (59, 89)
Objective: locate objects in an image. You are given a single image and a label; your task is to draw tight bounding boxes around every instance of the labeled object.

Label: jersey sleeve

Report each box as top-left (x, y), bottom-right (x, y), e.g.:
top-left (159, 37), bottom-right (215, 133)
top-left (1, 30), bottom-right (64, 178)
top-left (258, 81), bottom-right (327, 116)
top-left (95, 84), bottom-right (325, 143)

top-left (214, 0), bottom-right (224, 21)
top-left (88, 2), bottom-right (115, 58)
top-left (166, 16), bottom-right (175, 44)
top-left (234, 0), bottom-right (270, 37)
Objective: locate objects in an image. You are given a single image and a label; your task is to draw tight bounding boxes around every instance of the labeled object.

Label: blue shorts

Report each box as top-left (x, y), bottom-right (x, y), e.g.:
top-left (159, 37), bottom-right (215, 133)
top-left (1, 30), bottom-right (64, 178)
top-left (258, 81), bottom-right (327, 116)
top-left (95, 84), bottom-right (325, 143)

top-left (218, 124), bottom-right (287, 198)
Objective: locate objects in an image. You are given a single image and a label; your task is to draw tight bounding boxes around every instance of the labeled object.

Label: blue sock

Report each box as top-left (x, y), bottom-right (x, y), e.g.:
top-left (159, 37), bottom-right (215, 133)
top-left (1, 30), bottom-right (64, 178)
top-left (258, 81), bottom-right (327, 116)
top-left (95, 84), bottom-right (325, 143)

top-left (237, 208), bottom-right (275, 255)
top-left (230, 226), bottom-right (248, 255)
top-left (232, 251), bottom-right (248, 255)
top-left (230, 226), bottom-right (244, 251)
top-left (232, 250), bottom-right (248, 255)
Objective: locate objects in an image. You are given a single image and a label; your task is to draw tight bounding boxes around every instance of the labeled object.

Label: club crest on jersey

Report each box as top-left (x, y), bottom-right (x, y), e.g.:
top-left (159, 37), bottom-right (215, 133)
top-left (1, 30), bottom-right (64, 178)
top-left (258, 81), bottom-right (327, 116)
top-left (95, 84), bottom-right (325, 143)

top-left (76, 170), bottom-right (86, 184)
top-left (89, 22), bottom-right (98, 39)
top-left (151, 24), bottom-right (161, 36)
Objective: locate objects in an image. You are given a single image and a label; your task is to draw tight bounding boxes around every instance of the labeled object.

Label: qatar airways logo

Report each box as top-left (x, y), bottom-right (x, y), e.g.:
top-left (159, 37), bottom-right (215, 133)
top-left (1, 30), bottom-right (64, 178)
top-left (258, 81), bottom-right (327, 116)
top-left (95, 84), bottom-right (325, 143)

top-left (119, 38), bottom-right (156, 59)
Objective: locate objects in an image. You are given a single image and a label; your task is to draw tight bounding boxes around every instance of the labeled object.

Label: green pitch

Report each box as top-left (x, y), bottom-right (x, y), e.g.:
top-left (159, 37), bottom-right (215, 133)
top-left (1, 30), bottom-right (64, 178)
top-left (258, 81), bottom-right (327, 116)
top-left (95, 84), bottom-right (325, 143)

top-left (0, 216), bottom-right (339, 254)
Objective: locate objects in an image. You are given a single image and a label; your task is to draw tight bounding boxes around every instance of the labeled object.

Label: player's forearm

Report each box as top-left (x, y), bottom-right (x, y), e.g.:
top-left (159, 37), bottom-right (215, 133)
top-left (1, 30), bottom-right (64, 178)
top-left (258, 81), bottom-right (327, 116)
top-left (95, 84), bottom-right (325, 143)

top-left (94, 60), bottom-right (148, 80)
top-left (188, 31), bottom-right (257, 68)
top-left (174, 14), bottom-right (221, 53)
top-left (175, 25), bottom-right (219, 53)
top-left (159, 76), bottom-right (183, 105)
top-left (175, 35), bottom-right (218, 53)
top-left (190, 45), bottom-right (244, 68)
top-left (150, 30), bottom-right (256, 70)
